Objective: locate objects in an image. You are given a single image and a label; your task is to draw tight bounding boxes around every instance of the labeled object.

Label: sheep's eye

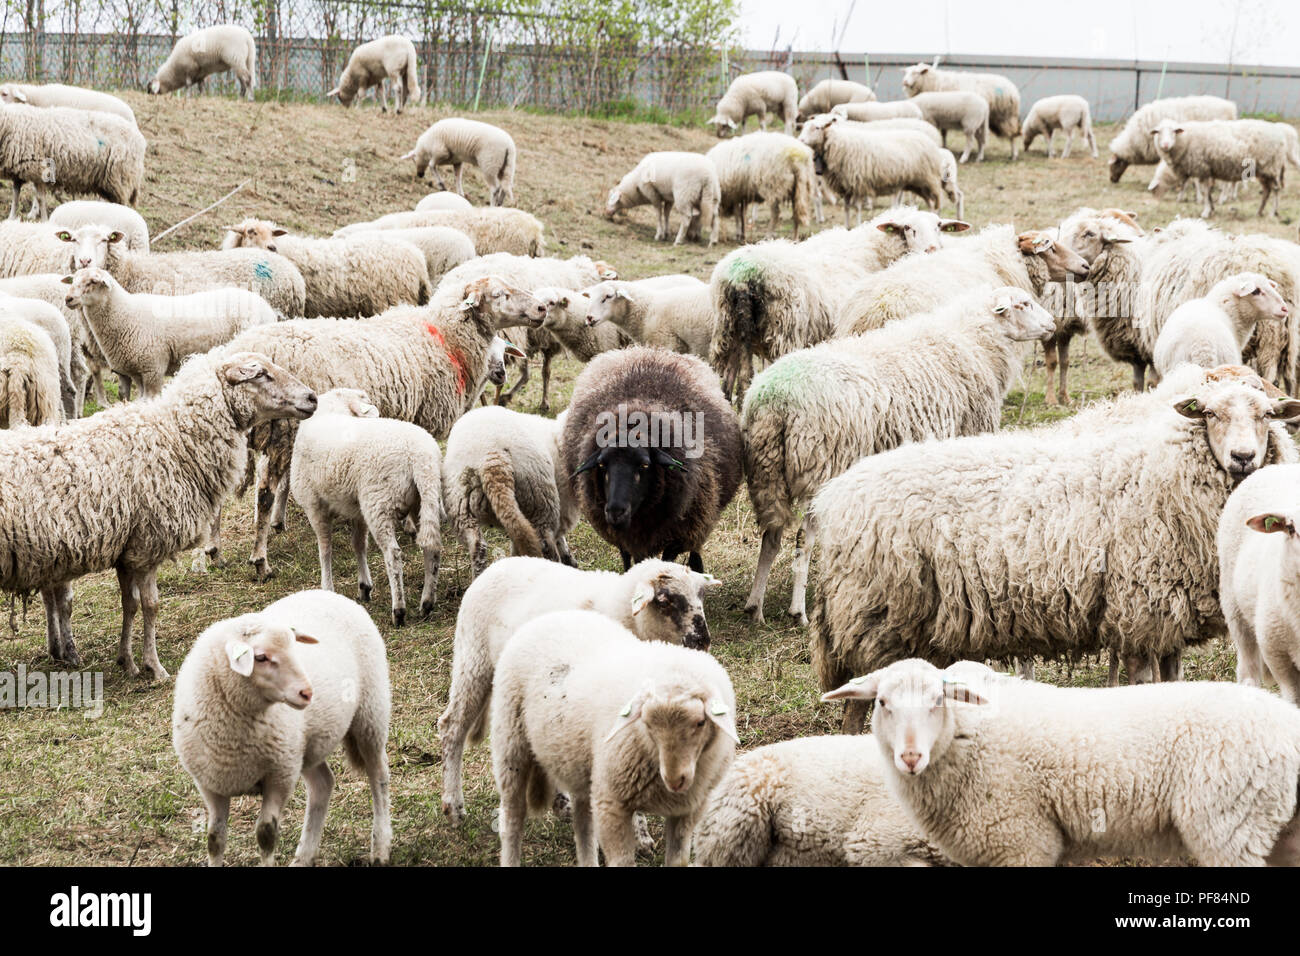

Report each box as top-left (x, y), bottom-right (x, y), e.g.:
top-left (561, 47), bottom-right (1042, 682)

top-left (254, 653), bottom-right (269, 663)
top-left (696, 718), bottom-right (706, 728)
top-left (877, 698), bottom-right (889, 710)
top-left (1204, 409), bottom-right (1217, 419)
top-left (1252, 289), bottom-right (1261, 295)
top-left (639, 462), bottom-right (648, 470)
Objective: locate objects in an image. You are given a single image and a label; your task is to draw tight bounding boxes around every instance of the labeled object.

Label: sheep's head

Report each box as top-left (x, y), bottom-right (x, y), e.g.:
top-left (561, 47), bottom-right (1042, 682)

top-left (315, 387), bottom-right (380, 419)
top-left (536, 287), bottom-right (590, 332)
top-left (1107, 152), bottom-right (1129, 183)
top-left (706, 113), bottom-right (739, 138)
top-left (1174, 381), bottom-right (1300, 481)
top-left (485, 335), bottom-right (525, 387)
top-left (875, 209), bottom-right (970, 254)
top-left (326, 77), bottom-right (358, 107)
top-left (1150, 119), bottom-right (1185, 154)
top-left (901, 62), bottom-right (931, 94)
top-left (0, 85), bottom-right (27, 105)
top-left (1216, 272), bottom-right (1291, 323)
top-left (584, 281), bottom-right (630, 327)
top-left (57, 224), bottom-right (121, 271)
top-left (797, 112), bottom-right (839, 149)
top-left (60, 268), bottom-right (112, 310)
top-left (222, 219), bottom-right (286, 253)
top-left (1017, 230), bottom-right (1089, 281)
top-left (989, 287), bottom-right (1055, 341)
top-left (458, 275), bottom-right (547, 332)
top-left (823, 659), bottom-right (989, 776)
top-left (222, 616), bottom-right (318, 710)
top-left (572, 442), bottom-right (686, 531)
top-left (1061, 215), bottom-right (1136, 266)
top-left (626, 560), bottom-right (721, 651)
top-left (1146, 160), bottom-right (1182, 198)
top-left (218, 352), bottom-right (318, 429)
top-left (605, 684), bottom-right (739, 793)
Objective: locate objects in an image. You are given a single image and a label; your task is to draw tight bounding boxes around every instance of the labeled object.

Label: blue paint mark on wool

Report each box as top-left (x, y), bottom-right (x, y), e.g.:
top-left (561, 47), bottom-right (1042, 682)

top-left (254, 261), bottom-right (273, 281)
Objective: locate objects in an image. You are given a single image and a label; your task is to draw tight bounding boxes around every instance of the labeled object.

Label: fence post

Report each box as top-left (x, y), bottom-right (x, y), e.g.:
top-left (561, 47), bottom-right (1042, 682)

top-left (473, 24), bottom-right (494, 111)
top-left (1154, 59), bottom-right (1167, 101)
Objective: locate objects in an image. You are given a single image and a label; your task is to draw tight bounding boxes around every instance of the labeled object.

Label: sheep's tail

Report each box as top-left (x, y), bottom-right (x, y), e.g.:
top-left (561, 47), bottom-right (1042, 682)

top-left (692, 772), bottom-right (773, 867)
top-left (341, 735), bottom-right (366, 774)
top-left (479, 454), bottom-right (543, 556)
top-left (3, 369), bottom-right (27, 428)
top-left (411, 452), bottom-right (443, 556)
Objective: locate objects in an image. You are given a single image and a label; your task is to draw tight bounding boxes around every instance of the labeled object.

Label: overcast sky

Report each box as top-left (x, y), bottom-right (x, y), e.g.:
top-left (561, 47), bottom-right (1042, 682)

top-left (737, 0), bottom-right (1299, 67)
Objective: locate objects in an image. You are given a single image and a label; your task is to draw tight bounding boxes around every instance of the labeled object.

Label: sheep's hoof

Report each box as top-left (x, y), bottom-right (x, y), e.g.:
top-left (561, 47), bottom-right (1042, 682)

top-left (421, 599), bottom-right (435, 618)
top-left (117, 654), bottom-right (140, 678)
top-left (392, 607), bottom-right (406, 627)
top-left (58, 645), bottom-right (83, 669)
top-left (249, 558), bottom-right (274, 583)
top-left (788, 610), bottom-right (808, 627)
top-left (146, 661), bottom-right (171, 682)
top-left (743, 604), bottom-right (765, 625)
top-left (358, 583), bottom-right (372, 603)
top-left (443, 800), bottom-right (465, 826)
top-left (271, 521), bottom-right (286, 534)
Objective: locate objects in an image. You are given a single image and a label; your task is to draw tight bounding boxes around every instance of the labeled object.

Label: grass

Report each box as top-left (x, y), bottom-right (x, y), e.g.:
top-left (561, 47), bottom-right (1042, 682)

top-left (2, 91), bottom-right (1297, 866)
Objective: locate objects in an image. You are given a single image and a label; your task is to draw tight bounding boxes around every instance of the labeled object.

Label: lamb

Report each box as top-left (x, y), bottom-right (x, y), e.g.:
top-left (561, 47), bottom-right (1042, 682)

top-left (709, 206), bottom-right (969, 400)
top-left (823, 658), bottom-right (1300, 866)
top-left (1151, 118), bottom-right (1293, 218)
top-left (693, 734), bottom-right (949, 867)
top-left (0, 351), bottom-right (316, 678)
top-left (48, 200), bottom-right (148, 251)
top-left (415, 191), bottom-right (472, 212)
top-left (224, 274), bottom-right (546, 580)
top-left (333, 207), bottom-right (544, 257)
top-left (563, 347), bottom-right (741, 571)
top-left (1107, 94), bottom-right (1238, 182)
top-left (0, 314), bottom-right (62, 428)
top-left (901, 62), bottom-right (1021, 158)
top-left (0, 83), bottom-right (136, 125)
top-left (707, 71), bottom-right (798, 137)
top-left (1147, 158), bottom-right (1241, 206)
top-left (836, 224), bottom-right (1088, 336)
top-left (290, 388), bottom-right (442, 626)
top-left (1020, 94), bottom-right (1096, 158)
top-left (0, 291), bottom-right (75, 417)
top-left (808, 377), bottom-right (1300, 733)
top-left (742, 286), bottom-right (1055, 626)
top-left (342, 226), bottom-right (476, 287)
top-left (220, 218), bottom-right (431, 317)
top-left (148, 24), bottom-right (256, 99)
top-left (327, 35), bottom-right (420, 113)
top-left (0, 103), bottom-right (145, 220)
top-left (604, 152), bottom-right (720, 246)
top-left (476, 334), bottom-right (526, 404)
top-left (63, 267), bottom-right (276, 400)
top-left (832, 100), bottom-right (923, 122)
top-left (401, 117), bottom-right (517, 207)
top-left (903, 90), bottom-right (989, 162)
top-left (438, 557), bottom-right (719, 824)
top-left (705, 132), bottom-right (815, 242)
top-left (796, 79), bottom-right (875, 121)
top-left (585, 277), bottom-right (712, 358)
top-left (531, 287), bottom-right (633, 364)
top-left (491, 609), bottom-right (738, 866)
top-left (1153, 272), bottom-right (1291, 377)
top-left (172, 589), bottom-right (391, 866)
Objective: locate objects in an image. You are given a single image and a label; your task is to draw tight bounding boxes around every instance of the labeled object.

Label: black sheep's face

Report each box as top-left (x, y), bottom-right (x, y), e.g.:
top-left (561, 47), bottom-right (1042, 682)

top-left (573, 445), bottom-right (685, 529)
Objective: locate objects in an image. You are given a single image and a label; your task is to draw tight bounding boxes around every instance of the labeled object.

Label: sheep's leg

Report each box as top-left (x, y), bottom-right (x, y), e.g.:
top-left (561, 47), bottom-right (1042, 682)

top-left (356, 730), bottom-right (392, 864)
top-left (844, 200), bottom-right (853, 229)
top-left (7, 180), bottom-right (19, 219)
top-left (1232, 621), bottom-right (1265, 687)
top-left (1014, 658), bottom-right (1036, 680)
top-left (271, 469), bottom-right (290, 533)
top-left (419, 535), bottom-right (439, 617)
top-left (734, 203), bottom-right (747, 243)
top-left (500, 355), bottom-right (530, 406)
top-left (255, 777), bottom-right (293, 866)
top-left (743, 526), bottom-right (783, 624)
top-left (687, 551), bottom-right (704, 572)
top-left (91, 367), bottom-right (108, 407)
top-left (288, 761), bottom-right (335, 867)
top-left (940, 129), bottom-right (948, 149)
top-left (138, 567), bottom-right (167, 680)
top-left (431, 164), bottom-right (451, 192)
top-left (539, 351), bottom-right (552, 414)
top-left (1107, 648), bottom-right (1120, 687)
top-left (1043, 338), bottom-right (1060, 406)
top-left (594, 805), bottom-right (639, 867)
top-left (249, 427), bottom-right (293, 581)
top-left (460, 522), bottom-right (490, 580)
top-left (379, 80), bottom-right (390, 113)
top-left (673, 204), bottom-right (692, 245)
top-left (1087, 127), bottom-right (1098, 158)
top-left (495, 748), bottom-right (533, 867)
top-left (555, 535), bottom-right (576, 567)
top-left (453, 164), bottom-right (466, 197)
top-left (663, 815), bottom-right (694, 867)
top-left (372, 520), bottom-right (407, 627)
top-left (1158, 651), bottom-right (1183, 683)
top-left (1201, 178), bottom-right (1216, 218)
top-left (351, 520), bottom-right (373, 603)
top-left (571, 796), bottom-right (597, 867)
top-left (788, 513), bottom-right (816, 625)
top-left (438, 676), bottom-right (490, 825)
top-left (959, 136), bottom-right (972, 164)
top-left (1130, 361), bottom-right (1145, 393)
top-left (205, 507), bottom-right (224, 566)
top-left (42, 585), bottom-right (79, 666)
top-left (304, 504), bottom-right (334, 591)
top-left (620, 549), bottom-right (632, 572)
top-left (1056, 334), bottom-right (1073, 405)
top-left (841, 700), bottom-right (869, 734)
top-left (1061, 128), bottom-right (1075, 159)
top-left (41, 587), bottom-right (62, 661)
top-left (114, 566), bottom-right (141, 677)
top-left (200, 786), bottom-right (231, 867)
top-left (653, 201), bottom-right (667, 242)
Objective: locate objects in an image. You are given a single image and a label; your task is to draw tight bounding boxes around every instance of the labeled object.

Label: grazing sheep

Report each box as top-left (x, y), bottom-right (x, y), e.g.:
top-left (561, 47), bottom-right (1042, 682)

top-left (604, 151), bottom-right (720, 246)
top-left (809, 378), bottom-right (1300, 732)
top-left (1151, 118), bottom-right (1293, 218)
top-left (415, 191), bottom-right (473, 212)
top-left (710, 206), bottom-right (968, 400)
top-left (0, 104), bottom-right (145, 220)
top-left (694, 734), bottom-right (949, 867)
top-left (438, 556), bottom-right (719, 824)
top-left (148, 24), bottom-right (256, 99)
top-left (290, 388), bottom-right (442, 626)
top-left (743, 286), bottom-right (1055, 625)
top-left (0, 82), bottom-right (135, 125)
top-left (706, 131), bottom-right (815, 242)
top-left (1147, 158), bottom-right (1242, 206)
top-left (334, 207), bottom-right (544, 257)
top-left (492, 609), bottom-right (738, 866)
top-left (797, 79), bottom-right (875, 121)
top-left (0, 351), bottom-right (316, 677)
top-left (0, 291), bottom-right (75, 418)
top-left (901, 62), bottom-right (1021, 158)
top-left (327, 35), bottom-right (420, 113)
top-left (585, 277), bottom-right (712, 358)
top-left (1107, 94), bottom-right (1238, 182)
top-left (905, 90), bottom-right (989, 162)
top-left (832, 100), bottom-right (924, 122)
top-left (0, 314), bottom-right (62, 428)
top-left (564, 347), bottom-right (741, 571)
top-left (708, 71), bottom-right (798, 137)
top-left (48, 200), bottom-right (148, 251)
top-left (172, 589), bottom-right (391, 866)
top-left (1021, 94), bottom-right (1096, 158)
top-left (220, 218), bottom-right (431, 317)
top-left (826, 659), bottom-right (1300, 866)
top-left (1153, 272), bottom-right (1291, 377)
top-left (401, 117), bottom-right (517, 207)
top-left (892, 146), bottom-right (965, 219)
top-left (344, 226), bottom-right (476, 287)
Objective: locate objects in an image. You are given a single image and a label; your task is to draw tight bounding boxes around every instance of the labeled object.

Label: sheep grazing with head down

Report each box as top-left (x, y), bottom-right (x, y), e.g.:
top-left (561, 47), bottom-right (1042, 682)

top-left (1107, 94), bottom-right (1238, 182)
top-left (148, 24), bottom-right (256, 99)
top-left (402, 117), bottom-right (517, 207)
top-left (604, 151), bottom-right (720, 246)
top-left (901, 62), bottom-right (1021, 158)
top-left (705, 132), bottom-right (815, 243)
top-left (796, 79), bottom-right (875, 122)
top-left (1021, 94), bottom-right (1097, 158)
top-left (708, 71), bottom-right (798, 137)
top-left (327, 35), bottom-right (420, 113)
top-left (563, 347), bottom-right (740, 572)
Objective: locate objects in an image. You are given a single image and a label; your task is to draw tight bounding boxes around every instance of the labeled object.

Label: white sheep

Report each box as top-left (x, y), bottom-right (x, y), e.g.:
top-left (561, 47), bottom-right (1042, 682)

top-left (797, 79), bottom-right (875, 121)
top-left (0, 313), bottom-right (62, 428)
top-left (289, 388), bottom-right (442, 627)
top-left (491, 609), bottom-right (738, 866)
top-left (415, 191), bottom-right (473, 212)
top-left (1107, 94), bottom-right (1238, 182)
top-left (531, 286), bottom-right (632, 366)
top-left (905, 90), bottom-right (989, 162)
top-left (1153, 272), bottom-right (1291, 377)
top-left (328, 35), bottom-right (420, 113)
top-left (705, 131), bottom-right (815, 242)
top-left (62, 267), bottom-right (276, 400)
top-left (0, 82), bottom-right (135, 125)
top-left (343, 226), bottom-right (476, 287)
top-left (901, 62), bottom-right (1021, 158)
top-left (1151, 118), bottom-right (1294, 217)
top-left (148, 24), bottom-right (256, 99)
top-left (824, 659), bottom-right (1300, 865)
top-left (1021, 94), bottom-right (1096, 158)
top-left (172, 589), bottom-right (391, 866)
top-left (0, 289), bottom-right (76, 417)
top-left (48, 200), bottom-right (148, 251)
top-left (333, 207), bottom-right (544, 257)
top-left (708, 71), bottom-right (798, 137)
top-left (438, 557), bottom-right (719, 825)
top-left (401, 117), bottom-right (517, 207)
top-left (585, 276), bottom-right (712, 358)
top-left (831, 100), bottom-right (923, 122)
top-left (604, 151), bottom-right (719, 246)
top-left (476, 334), bottom-right (527, 404)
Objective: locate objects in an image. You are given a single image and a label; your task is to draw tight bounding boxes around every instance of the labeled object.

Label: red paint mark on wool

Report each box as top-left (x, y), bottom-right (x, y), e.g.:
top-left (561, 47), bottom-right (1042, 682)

top-left (426, 323), bottom-right (466, 395)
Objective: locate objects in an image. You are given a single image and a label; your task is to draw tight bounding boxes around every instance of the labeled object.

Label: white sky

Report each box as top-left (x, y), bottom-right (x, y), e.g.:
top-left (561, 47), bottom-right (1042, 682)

top-left (738, 0), bottom-right (1300, 67)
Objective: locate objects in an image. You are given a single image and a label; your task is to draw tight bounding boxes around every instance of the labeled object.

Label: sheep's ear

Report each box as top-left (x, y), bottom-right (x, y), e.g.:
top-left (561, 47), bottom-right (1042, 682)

top-left (224, 360), bottom-right (264, 384)
top-left (55, 230), bottom-right (73, 243)
top-left (107, 231), bottom-right (124, 244)
top-left (595, 262), bottom-right (618, 280)
top-left (992, 302), bottom-right (1010, 315)
top-left (942, 679), bottom-right (988, 705)
top-left (503, 343), bottom-right (527, 359)
top-left (60, 274), bottom-right (73, 285)
top-left (289, 628), bottom-right (318, 645)
top-left (822, 672), bottom-right (881, 702)
top-left (650, 447), bottom-right (686, 471)
top-left (1174, 397), bottom-right (1206, 420)
top-left (1269, 399), bottom-right (1300, 420)
top-left (630, 582), bottom-right (654, 615)
top-left (271, 229), bottom-right (288, 237)
top-left (604, 690), bottom-right (651, 741)
top-left (12, 90), bottom-right (27, 103)
top-left (616, 288), bottom-right (632, 300)
top-left (460, 286), bottom-right (483, 311)
top-left (877, 222), bottom-right (901, 234)
top-left (225, 640), bottom-right (255, 677)
top-left (571, 450), bottom-right (601, 477)
top-left (704, 694), bottom-right (741, 745)
top-left (1247, 513), bottom-right (1297, 536)
top-left (348, 395), bottom-right (380, 418)
top-left (693, 571), bottom-right (722, 591)
top-left (1233, 277), bottom-right (1258, 297)
top-left (939, 219), bottom-right (971, 232)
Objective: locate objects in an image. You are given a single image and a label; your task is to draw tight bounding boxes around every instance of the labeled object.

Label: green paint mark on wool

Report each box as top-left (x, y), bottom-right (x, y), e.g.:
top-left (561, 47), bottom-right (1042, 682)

top-left (745, 354), bottom-right (831, 411)
top-left (727, 254), bottom-right (763, 285)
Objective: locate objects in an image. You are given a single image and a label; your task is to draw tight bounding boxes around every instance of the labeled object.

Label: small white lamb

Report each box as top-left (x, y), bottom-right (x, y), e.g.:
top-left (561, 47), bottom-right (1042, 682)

top-left (1152, 271), bottom-right (1290, 377)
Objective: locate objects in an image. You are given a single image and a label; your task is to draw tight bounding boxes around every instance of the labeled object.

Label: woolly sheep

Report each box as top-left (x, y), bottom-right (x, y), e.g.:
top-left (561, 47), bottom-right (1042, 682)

top-left (438, 556), bottom-right (720, 824)
top-left (48, 200), bottom-right (148, 251)
top-left (585, 277), bottom-right (712, 358)
top-left (328, 35), bottom-right (420, 113)
top-left (901, 62), bottom-right (1021, 158)
top-left (742, 286), bottom-right (1055, 626)
top-left (220, 218), bottom-right (431, 316)
top-left (344, 226), bottom-right (477, 287)
top-left (708, 71), bottom-right (798, 137)
top-left (832, 100), bottom-right (924, 122)
top-left (693, 734), bottom-right (949, 867)
top-left (1021, 94), bottom-right (1096, 158)
top-left (892, 145), bottom-right (965, 220)
top-left (0, 272), bottom-right (101, 414)
top-left (604, 151), bottom-right (720, 246)
top-left (1107, 94), bottom-right (1238, 182)
top-left (1153, 272), bottom-right (1291, 377)
top-left (0, 82), bottom-right (135, 125)
top-left (809, 378), bottom-right (1300, 732)
top-left (532, 287), bottom-right (632, 363)
top-left (401, 117), bottom-right (517, 207)
top-left (797, 79), bottom-right (875, 121)
top-left (0, 104), bottom-right (145, 220)
top-left (824, 659), bottom-right (1300, 866)
top-left (904, 90), bottom-right (989, 162)
top-left (705, 132), bottom-right (815, 242)
top-left (334, 207), bottom-right (544, 257)
top-left (415, 191), bottom-right (473, 212)
top-left (1151, 118), bottom-right (1293, 218)
top-left (0, 314), bottom-right (62, 428)
top-left (148, 24), bottom-right (256, 99)
top-left (564, 347), bottom-right (741, 571)
top-left (0, 291), bottom-right (75, 418)
top-left (1147, 158), bottom-right (1241, 206)
top-left (290, 388), bottom-right (442, 626)
top-left (172, 589), bottom-right (391, 866)
top-left (492, 609), bottom-right (738, 866)
top-left (0, 221), bottom-right (88, 275)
